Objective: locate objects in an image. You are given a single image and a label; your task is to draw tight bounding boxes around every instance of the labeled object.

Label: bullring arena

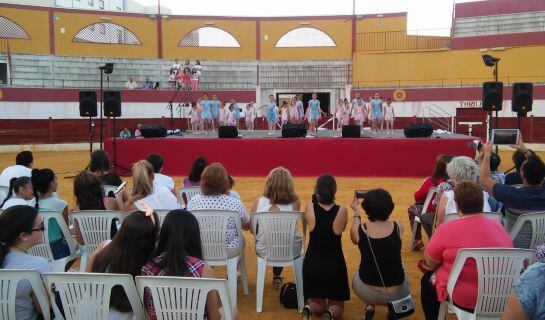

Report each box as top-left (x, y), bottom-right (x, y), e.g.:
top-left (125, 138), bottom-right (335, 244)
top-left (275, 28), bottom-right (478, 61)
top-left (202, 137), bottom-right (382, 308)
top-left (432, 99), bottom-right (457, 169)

top-left (1, 0), bottom-right (545, 319)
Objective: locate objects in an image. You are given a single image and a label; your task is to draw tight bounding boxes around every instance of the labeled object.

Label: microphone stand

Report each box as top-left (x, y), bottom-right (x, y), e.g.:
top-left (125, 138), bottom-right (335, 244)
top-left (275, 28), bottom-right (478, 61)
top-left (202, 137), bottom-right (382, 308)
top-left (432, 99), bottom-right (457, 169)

top-left (176, 89), bottom-right (192, 134)
top-left (166, 85), bottom-right (181, 131)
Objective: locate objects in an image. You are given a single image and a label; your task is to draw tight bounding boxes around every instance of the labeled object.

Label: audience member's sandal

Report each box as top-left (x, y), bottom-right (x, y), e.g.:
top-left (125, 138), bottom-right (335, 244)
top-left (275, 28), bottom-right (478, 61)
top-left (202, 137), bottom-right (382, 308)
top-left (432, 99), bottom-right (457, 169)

top-left (301, 305), bottom-right (312, 320)
top-left (364, 305), bottom-right (375, 320)
top-left (323, 308), bottom-right (334, 320)
top-left (412, 239), bottom-right (424, 251)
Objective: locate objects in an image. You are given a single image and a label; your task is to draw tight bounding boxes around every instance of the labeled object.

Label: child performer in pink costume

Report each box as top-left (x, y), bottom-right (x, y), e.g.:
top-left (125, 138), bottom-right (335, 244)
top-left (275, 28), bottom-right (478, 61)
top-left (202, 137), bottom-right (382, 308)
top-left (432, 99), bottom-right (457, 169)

top-left (281, 101), bottom-right (289, 125)
top-left (218, 102), bottom-right (227, 126)
top-left (335, 99), bottom-right (345, 131)
top-left (226, 104), bottom-right (237, 126)
top-left (245, 102), bottom-right (256, 131)
top-left (189, 102), bottom-right (200, 132)
top-left (354, 99), bottom-right (367, 132)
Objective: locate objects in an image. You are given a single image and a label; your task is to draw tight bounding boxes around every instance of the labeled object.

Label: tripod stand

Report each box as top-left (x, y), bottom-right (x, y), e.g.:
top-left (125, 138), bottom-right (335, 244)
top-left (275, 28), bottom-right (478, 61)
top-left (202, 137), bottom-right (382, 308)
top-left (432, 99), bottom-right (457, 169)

top-left (110, 115), bottom-right (131, 176)
top-left (166, 85), bottom-right (181, 131)
top-left (87, 117), bottom-right (94, 155)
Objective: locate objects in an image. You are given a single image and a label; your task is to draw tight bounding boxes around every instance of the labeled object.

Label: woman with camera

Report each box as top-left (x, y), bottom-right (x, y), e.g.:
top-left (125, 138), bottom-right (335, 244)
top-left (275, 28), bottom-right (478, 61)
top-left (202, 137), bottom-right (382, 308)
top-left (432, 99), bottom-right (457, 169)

top-left (350, 188), bottom-right (412, 320)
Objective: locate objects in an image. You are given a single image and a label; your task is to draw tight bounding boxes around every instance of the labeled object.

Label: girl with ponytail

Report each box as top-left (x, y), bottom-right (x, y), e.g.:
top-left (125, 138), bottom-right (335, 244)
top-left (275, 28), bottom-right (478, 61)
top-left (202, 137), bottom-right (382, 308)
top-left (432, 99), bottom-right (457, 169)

top-left (31, 168), bottom-right (71, 260)
top-left (1, 176), bottom-right (34, 209)
top-left (0, 205), bottom-right (52, 320)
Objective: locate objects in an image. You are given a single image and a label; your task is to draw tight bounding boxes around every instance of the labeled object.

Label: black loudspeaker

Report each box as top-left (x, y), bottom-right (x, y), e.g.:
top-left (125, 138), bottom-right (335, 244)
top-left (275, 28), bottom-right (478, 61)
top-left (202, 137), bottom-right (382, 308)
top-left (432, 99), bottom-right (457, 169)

top-left (342, 125), bottom-right (360, 138)
top-left (281, 124), bottom-right (307, 138)
top-left (512, 82), bottom-right (533, 116)
top-left (482, 82), bottom-right (503, 112)
top-left (79, 91), bottom-right (97, 117)
top-left (218, 126), bottom-right (238, 138)
top-left (140, 124), bottom-right (167, 138)
top-left (404, 123), bottom-right (433, 138)
top-left (103, 91), bottom-right (121, 117)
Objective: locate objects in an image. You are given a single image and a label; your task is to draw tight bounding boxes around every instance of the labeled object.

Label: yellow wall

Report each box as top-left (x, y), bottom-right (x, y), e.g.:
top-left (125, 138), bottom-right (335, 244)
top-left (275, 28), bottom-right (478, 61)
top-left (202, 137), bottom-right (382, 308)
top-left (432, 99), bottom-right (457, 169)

top-left (353, 45), bottom-right (545, 87)
top-left (162, 19), bottom-right (256, 60)
top-left (1, 7), bottom-right (50, 55)
top-left (260, 19), bottom-right (352, 60)
top-left (53, 11), bottom-right (158, 58)
top-left (356, 15), bottom-right (407, 33)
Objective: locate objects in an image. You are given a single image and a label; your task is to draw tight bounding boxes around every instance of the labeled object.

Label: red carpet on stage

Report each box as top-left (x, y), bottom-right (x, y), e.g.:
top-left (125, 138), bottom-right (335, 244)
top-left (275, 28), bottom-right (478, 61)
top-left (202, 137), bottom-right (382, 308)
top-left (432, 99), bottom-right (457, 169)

top-left (106, 136), bottom-right (475, 177)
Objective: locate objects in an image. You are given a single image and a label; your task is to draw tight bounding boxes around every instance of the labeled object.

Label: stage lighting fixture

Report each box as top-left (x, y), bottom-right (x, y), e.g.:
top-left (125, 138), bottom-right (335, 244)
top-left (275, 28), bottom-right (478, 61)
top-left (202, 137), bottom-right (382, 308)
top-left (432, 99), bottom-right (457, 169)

top-left (103, 63), bottom-right (114, 74)
top-left (482, 54), bottom-right (500, 67)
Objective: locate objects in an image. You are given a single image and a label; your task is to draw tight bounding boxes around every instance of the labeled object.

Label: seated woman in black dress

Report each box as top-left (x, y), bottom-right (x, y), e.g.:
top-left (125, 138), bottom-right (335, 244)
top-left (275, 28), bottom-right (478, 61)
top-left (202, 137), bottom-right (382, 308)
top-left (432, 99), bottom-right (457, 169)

top-left (350, 188), bottom-right (410, 320)
top-left (302, 174), bottom-right (349, 320)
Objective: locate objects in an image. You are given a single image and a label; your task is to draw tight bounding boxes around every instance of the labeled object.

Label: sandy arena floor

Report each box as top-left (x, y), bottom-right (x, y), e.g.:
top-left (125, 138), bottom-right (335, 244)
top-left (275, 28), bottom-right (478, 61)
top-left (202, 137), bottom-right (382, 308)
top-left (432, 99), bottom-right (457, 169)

top-left (1, 150), bottom-right (540, 320)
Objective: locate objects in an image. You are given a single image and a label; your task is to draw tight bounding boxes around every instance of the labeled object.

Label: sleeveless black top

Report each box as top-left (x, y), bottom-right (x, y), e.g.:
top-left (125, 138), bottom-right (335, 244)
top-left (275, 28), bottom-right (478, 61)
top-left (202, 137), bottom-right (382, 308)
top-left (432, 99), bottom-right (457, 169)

top-left (358, 222), bottom-right (405, 287)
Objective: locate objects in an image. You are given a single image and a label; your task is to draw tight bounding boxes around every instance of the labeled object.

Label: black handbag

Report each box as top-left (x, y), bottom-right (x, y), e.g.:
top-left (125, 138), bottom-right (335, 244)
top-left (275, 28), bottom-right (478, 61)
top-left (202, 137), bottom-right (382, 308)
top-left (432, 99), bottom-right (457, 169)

top-left (279, 283), bottom-right (299, 309)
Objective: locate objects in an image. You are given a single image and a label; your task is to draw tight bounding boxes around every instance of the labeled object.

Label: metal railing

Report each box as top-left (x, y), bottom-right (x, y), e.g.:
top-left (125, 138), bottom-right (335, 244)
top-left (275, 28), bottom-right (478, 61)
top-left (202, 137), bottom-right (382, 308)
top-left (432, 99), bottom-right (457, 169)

top-left (353, 75), bottom-right (545, 89)
top-left (259, 65), bottom-right (351, 89)
top-left (356, 29), bottom-right (451, 52)
top-left (423, 104), bottom-right (455, 133)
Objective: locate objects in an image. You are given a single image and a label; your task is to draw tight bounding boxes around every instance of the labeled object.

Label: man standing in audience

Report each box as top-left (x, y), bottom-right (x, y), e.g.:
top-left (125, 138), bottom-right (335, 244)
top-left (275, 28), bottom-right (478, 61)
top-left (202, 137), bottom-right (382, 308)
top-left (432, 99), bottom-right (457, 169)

top-left (125, 77), bottom-right (138, 90)
top-left (0, 151), bottom-right (33, 187)
top-left (146, 153), bottom-right (176, 196)
top-left (480, 139), bottom-right (545, 229)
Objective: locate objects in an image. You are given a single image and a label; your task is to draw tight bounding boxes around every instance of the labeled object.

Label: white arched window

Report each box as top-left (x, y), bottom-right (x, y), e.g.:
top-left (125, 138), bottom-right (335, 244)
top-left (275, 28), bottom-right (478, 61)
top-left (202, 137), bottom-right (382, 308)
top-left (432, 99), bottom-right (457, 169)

top-left (0, 16), bottom-right (30, 39)
top-left (179, 27), bottom-right (241, 48)
top-left (73, 23), bottom-right (141, 45)
top-left (275, 27), bottom-right (336, 48)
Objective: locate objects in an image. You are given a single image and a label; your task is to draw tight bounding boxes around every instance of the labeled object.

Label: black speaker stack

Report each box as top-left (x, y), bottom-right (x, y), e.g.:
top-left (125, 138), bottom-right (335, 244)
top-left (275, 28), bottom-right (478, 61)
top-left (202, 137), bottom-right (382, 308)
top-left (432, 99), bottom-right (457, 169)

top-left (282, 124), bottom-right (307, 138)
top-left (218, 126), bottom-right (239, 138)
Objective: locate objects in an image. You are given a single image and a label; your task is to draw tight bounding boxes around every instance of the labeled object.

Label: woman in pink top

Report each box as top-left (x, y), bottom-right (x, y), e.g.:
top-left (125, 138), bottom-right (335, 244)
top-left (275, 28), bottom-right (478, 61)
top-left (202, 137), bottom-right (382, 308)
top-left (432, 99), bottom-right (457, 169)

top-left (420, 181), bottom-right (513, 320)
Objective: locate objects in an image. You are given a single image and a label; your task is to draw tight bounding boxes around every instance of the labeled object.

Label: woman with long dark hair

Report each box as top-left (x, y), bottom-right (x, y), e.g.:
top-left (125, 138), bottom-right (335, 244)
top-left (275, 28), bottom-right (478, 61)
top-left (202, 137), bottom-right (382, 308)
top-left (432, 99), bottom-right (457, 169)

top-left (87, 209), bottom-right (159, 319)
top-left (0, 206), bottom-right (51, 320)
top-left (183, 156), bottom-right (209, 187)
top-left (141, 210), bottom-right (238, 320)
top-left (72, 171), bottom-right (121, 244)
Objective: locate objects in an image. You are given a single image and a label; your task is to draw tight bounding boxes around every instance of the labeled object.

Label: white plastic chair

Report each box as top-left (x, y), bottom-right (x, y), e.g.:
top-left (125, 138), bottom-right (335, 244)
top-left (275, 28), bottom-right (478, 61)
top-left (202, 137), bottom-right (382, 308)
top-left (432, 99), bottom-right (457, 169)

top-left (190, 210), bottom-right (248, 307)
top-left (0, 186), bottom-right (8, 203)
top-left (102, 185), bottom-right (118, 196)
top-left (509, 211), bottom-right (545, 249)
top-left (136, 276), bottom-right (233, 320)
top-left (437, 248), bottom-right (534, 320)
top-left (251, 211), bottom-right (306, 312)
top-left (154, 209), bottom-right (171, 227)
top-left (411, 187), bottom-right (438, 249)
top-left (0, 269), bottom-right (51, 320)
top-left (443, 212), bottom-right (503, 224)
top-left (70, 210), bottom-right (126, 271)
top-left (28, 211), bottom-right (81, 272)
top-left (178, 186), bottom-right (201, 206)
top-left (43, 272), bottom-right (145, 320)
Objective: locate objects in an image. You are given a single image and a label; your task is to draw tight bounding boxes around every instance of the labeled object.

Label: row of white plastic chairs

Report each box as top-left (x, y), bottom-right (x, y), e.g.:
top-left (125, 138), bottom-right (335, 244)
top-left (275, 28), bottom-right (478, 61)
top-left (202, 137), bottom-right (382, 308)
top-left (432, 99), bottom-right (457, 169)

top-left (0, 208), bottom-right (306, 313)
top-left (0, 247), bottom-right (535, 320)
top-left (410, 187), bottom-right (545, 251)
top-left (0, 270), bottom-right (235, 320)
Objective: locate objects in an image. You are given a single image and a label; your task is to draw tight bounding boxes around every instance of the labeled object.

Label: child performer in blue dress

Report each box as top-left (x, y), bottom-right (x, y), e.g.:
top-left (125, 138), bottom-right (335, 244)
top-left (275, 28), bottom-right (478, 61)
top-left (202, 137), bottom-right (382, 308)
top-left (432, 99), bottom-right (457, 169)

top-left (266, 95), bottom-right (278, 136)
top-left (211, 94), bottom-right (220, 132)
top-left (370, 92), bottom-right (383, 134)
top-left (306, 93), bottom-right (325, 133)
top-left (200, 93), bottom-right (212, 134)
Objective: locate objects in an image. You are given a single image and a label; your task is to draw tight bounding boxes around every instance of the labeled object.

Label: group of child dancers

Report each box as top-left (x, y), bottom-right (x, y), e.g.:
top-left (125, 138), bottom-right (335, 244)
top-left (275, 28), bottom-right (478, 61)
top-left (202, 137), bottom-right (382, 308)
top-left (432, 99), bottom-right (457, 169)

top-left (336, 92), bottom-right (396, 134)
top-left (189, 93), bottom-right (256, 133)
top-left (188, 91), bottom-right (396, 135)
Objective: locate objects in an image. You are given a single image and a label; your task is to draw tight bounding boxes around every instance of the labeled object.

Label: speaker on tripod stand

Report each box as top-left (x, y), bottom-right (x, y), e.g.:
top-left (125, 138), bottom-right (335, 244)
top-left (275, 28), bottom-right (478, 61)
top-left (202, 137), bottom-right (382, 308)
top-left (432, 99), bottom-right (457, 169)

top-left (79, 91), bottom-right (97, 155)
top-left (103, 91), bottom-right (129, 175)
